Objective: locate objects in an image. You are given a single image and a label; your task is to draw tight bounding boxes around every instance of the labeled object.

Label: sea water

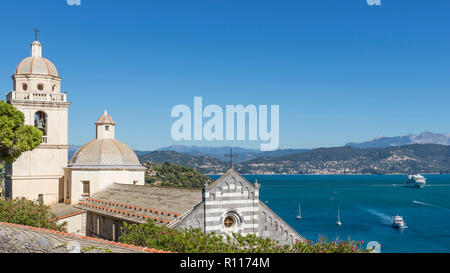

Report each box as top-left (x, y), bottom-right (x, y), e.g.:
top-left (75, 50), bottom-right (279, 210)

top-left (210, 174), bottom-right (450, 253)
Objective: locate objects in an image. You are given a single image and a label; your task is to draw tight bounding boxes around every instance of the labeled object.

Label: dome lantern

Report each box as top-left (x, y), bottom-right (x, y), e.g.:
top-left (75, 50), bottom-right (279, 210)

top-left (96, 110), bottom-right (116, 140)
top-left (31, 40), bottom-right (42, 57)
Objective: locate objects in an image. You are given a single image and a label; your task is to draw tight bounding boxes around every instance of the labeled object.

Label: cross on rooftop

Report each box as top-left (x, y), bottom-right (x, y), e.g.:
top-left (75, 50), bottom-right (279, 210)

top-left (34, 27), bottom-right (40, 41)
top-left (224, 148), bottom-right (238, 169)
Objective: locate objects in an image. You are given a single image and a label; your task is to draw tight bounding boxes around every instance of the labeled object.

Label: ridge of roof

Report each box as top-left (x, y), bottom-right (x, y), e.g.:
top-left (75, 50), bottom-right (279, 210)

top-left (95, 110), bottom-right (116, 125)
top-left (209, 168), bottom-right (254, 188)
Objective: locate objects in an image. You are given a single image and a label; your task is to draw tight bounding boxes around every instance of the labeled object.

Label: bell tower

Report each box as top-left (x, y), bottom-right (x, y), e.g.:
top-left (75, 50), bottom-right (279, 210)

top-left (5, 36), bottom-right (71, 205)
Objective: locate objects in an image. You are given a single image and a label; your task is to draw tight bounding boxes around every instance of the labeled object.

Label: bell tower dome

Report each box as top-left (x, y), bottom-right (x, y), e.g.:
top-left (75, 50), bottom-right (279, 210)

top-left (12, 38), bottom-right (61, 94)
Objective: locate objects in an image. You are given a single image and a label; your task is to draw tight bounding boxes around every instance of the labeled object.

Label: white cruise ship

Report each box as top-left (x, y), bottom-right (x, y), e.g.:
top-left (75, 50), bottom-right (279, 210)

top-left (405, 174), bottom-right (426, 188)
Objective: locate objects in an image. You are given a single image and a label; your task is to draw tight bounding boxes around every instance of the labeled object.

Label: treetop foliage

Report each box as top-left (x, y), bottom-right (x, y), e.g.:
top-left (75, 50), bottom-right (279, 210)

top-left (0, 101), bottom-right (43, 164)
top-left (144, 161), bottom-right (213, 189)
top-left (119, 220), bottom-right (368, 253)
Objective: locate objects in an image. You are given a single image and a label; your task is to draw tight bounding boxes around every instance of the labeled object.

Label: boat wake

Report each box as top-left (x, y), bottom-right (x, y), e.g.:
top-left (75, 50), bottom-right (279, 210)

top-left (412, 201), bottom-right (444, 209)
top-left (363, 208), bottom-right (392, 225)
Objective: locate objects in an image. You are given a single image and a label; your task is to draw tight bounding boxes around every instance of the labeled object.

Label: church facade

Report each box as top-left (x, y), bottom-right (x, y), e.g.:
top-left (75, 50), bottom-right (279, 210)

top-left (176, 169), bottom-right (303, 244)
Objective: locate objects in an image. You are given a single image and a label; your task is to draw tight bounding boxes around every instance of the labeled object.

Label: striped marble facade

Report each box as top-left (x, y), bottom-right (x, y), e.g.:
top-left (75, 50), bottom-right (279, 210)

top-left (203, 169), bottom-right (260, 236)
top-left (174, 169), bottom-right (304, 245)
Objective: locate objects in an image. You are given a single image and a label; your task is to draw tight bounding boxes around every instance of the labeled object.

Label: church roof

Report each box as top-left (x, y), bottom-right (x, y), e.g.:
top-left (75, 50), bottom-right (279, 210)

top-left (15, 40), bottom-right (59, 77)
top-left (69, 139), bottom-right (143, 168)
top-left (78, 183), bottom-right (202, 225)
top-left (95, 110), bottom-right (116, 125)
top-left (15, 56), bottom-right (59, 77)
top-left (0, 222), bottom-right (169, 253)
top-left (209, 168), bottom-right (257, 189)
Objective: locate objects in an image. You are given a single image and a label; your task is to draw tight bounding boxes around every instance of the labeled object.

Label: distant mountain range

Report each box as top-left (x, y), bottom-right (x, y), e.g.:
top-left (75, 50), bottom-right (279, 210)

top-left (67, 132), bottom-right (450, 175)
top-left (68, 144), bottom-right (307, 163)
top-left (136, 144), bottom-right (450, 175)
top-left (234, 144), bottom-right (450, 175)
top-left (68, 132), bottom-right (449, 161)
top-left (156, 145), bottom-right (309, 162)
top-left (346, 132), bottom-right (450, 149)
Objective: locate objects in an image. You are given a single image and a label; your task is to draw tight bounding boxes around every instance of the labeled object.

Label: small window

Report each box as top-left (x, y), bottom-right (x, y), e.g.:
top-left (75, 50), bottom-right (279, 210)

top-left (66, 180), bottom-right (71, 199)
top-left (22, 83), bottom-right (28, 91)
top-left (105, 126), bottom-right (110, 131)
top-left (82, 181), bottom-right (90, 197)
top-left (37, 84), bottom-right (44, 91)
top-left (52, 85), bottom-right (57, 92)
top-left (133, 181), bottom-right (138, 185)
top-left (37, 194), bottom-right (44, 205)
top-left (224, 216), bottom-right (235, 228)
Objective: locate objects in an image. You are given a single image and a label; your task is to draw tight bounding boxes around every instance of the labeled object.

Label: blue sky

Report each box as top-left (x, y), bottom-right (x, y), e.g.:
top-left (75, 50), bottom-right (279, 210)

top-left (1, 0), bottom-right (449, 151)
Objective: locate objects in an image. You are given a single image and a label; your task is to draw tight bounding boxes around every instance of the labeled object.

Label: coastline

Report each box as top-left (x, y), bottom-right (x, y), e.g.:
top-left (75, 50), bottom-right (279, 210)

top-left (208, 172), bottom-right (447, 176)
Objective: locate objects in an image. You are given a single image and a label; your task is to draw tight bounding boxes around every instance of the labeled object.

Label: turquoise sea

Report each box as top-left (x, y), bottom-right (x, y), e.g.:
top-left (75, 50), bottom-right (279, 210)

top-left (210, 174), bottom-right (450, 253)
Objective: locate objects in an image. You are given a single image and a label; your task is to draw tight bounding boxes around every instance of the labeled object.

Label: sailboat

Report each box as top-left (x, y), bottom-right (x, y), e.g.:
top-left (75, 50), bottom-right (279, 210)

top-left (336, 207), bottom-right (342, 226)
top-left (296, 204), bottom-right (302, 220)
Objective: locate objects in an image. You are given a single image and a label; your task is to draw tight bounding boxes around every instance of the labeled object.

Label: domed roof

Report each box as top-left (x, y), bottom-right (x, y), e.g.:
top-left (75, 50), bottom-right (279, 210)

top-left (70, 139), bottom-right (142, 168)
top-left (15, 40), bottom-right (59, 77)
top-left (15, 57), bottom-right (59, 77)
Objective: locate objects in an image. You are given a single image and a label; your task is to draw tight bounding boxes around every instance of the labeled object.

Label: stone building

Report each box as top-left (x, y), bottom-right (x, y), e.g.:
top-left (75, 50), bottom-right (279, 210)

top-left (4, 36), bottom-right (304, 245)
top-left (81, 169), bottom-right (304, 245)
top-left (64, 111), bottom-right (146, 205)
top-left (5, 39), bottom-right (71, 204)
top-left (4, 38), bottom-right (145, 206)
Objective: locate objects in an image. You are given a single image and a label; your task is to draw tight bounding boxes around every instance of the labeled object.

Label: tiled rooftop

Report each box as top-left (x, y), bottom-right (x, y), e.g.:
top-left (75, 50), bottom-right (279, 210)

top-left (0, 222), bottom-right (170, 253)
top-left (69, 139), bottom-right (143, 167)
top-left (78, 183), bottom-right (202, 225)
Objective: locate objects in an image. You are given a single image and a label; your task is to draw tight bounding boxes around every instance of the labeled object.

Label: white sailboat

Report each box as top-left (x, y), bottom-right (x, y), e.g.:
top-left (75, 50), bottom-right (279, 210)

top-left (296, 204), bottom-right (302, 220)
top-left (336, 207), bottom-right (342, 226)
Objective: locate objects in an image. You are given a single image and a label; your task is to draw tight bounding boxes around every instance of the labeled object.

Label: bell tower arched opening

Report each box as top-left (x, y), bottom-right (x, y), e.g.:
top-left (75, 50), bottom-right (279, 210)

top-left (34, 111), bottom-right (47, 143)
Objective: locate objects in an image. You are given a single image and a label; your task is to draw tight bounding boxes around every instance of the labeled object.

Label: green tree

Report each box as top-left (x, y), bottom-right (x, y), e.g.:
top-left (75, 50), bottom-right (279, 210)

top-left (0, 197), bottom-right (67, 232)
top-left (144, 162), bottom-right (213, 189)
top-left (0, 101), bottom-right (43, 164)
top-left (119, 220), bottom-right (368, 253)
top-left (0, 160), bottom-right (4, 198)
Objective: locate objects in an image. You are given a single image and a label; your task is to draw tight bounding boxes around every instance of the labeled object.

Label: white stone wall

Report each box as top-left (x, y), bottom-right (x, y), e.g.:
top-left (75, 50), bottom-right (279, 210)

top-left (14, 102), bottom-right (69, 145)
top-left (5, 176), bottom-right (62, 204)
top-left (65, 169), bottom-right (145, 205)
top-left (96, 124), bottom-right (115, 139)
top-left (6, 99), bottom-right (70, 205)
top-left (13, 74), bottom-right (61, 93)
top-left (57, 213), bottom-right (86, 236)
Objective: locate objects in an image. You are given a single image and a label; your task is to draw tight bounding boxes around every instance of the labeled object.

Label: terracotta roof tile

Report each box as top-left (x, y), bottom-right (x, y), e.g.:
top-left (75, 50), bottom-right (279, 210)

top-left (0, 222), bottom-right (171, 253)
